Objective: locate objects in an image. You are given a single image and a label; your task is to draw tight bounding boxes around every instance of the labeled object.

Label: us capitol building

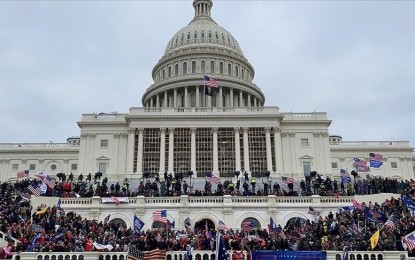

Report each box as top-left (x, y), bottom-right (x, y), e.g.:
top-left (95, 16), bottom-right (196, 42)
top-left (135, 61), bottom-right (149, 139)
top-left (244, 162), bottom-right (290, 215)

top-left (0, 0), bottom-right (414, 185)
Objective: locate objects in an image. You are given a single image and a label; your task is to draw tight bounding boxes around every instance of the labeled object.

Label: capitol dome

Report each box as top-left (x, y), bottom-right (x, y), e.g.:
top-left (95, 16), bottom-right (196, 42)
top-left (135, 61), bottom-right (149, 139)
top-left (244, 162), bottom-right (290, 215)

top-left (164, 2), bottom-right (244, 57)
top-left (142, 0), bottom-right (265, 109)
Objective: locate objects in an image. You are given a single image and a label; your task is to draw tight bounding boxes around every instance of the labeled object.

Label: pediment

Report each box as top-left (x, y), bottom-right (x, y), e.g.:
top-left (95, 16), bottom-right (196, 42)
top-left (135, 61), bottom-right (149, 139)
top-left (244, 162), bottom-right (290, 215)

top-left (299, 155), bottom-right (314, 160)
top-left (96, 156), bottom-right (110, 161)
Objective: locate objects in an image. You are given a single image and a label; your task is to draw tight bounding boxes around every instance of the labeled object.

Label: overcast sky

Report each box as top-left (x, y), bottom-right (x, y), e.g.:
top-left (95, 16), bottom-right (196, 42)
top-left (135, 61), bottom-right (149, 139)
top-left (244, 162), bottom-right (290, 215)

top-left (0, 0), bottom-right (414, 147)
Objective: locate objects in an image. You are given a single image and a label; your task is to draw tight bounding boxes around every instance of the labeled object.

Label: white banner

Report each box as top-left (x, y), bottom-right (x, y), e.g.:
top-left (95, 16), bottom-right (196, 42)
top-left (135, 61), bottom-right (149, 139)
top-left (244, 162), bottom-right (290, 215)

top-left (101, 197), bottom-right (129, 203)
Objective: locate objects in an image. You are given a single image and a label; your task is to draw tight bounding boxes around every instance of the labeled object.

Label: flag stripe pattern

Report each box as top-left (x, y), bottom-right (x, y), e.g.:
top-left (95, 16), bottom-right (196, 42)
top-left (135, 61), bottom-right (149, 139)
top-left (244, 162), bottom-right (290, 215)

top-left (369, 153), bottom-right (383, 161)
top-left (43, 175), bottom-right (55, 189)
top-left (143, 249), bottom-right (166, 260)
top-left (153, 210), bottom-right (167, 223)
top-left (205, 172), bottom-right (220, 184)
top-left (27, 182), bottom-right (41, 197)
top-left (403, 231), bottom-right (415, 252)
top-left (204, 75), bottom-right (218, 88)
top-left (17, 170), bottom-right (29, 178)
top-left (242, 220), bottom-right (254, 232)
top-left (383, 215), bottom-right (397, 231)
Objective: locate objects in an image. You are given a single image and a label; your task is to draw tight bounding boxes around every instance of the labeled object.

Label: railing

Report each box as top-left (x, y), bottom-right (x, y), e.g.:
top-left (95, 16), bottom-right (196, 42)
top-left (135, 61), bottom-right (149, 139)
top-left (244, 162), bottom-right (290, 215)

top-left (330, 140), bottom-right (411, 147)
top-left (9, 250), bottom-right (408, 260)
top-left (129, 106), bottom-right (280, 115)
top-left (0, 230), bottom-right (21, 247)
top-left (0, 143), bottom-right (79, 149)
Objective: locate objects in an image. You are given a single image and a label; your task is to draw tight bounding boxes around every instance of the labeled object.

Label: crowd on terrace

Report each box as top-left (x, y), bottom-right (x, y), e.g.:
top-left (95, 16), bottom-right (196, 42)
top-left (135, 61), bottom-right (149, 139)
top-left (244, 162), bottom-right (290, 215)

top-left (9, 171), bottom-right (410, 199)
top-left (1, 176), bottom-right (415, 258)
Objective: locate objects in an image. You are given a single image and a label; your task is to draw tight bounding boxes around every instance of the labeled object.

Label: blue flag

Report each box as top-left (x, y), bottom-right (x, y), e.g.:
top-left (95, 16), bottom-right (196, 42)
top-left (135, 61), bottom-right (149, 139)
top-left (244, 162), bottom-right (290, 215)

top-left (269, 217), bottom-right (278, 232)
top-left (169, 219), bottom-right (175, 229)
top-left (134, 215), bottom-right (144, 234)
top-left (402, 194), bottom-right (415, 211)
top-left (364, 207), bottom-right (387, 222)
top-left (215, 232), bottom-right (230, 260)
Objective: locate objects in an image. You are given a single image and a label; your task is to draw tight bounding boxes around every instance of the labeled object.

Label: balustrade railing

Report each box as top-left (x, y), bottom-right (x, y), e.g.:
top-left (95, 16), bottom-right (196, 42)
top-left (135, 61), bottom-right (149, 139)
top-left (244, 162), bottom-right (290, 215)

top-left (9, 250), bottom-right (408, 260)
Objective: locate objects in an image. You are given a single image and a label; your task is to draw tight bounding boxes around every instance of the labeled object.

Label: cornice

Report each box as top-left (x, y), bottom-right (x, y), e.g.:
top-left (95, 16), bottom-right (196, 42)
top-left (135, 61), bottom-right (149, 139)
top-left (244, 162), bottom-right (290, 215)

top-left (282, 120), bottom-right (332, 126)
top-left (77, 122), bottom-right (128, 127)
top-left (0, 149), bottom-right (79, 154)
top-left (127, 114), bottom-right (283, 120)
top-left (330, 147), bottom-right (414, 152)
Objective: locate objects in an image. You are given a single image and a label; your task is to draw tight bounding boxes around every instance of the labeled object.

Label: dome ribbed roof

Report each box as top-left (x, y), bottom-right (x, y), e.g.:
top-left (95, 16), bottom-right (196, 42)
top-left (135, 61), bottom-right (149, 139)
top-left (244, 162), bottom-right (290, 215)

top-left (164, 0), bottom-right (244, 57)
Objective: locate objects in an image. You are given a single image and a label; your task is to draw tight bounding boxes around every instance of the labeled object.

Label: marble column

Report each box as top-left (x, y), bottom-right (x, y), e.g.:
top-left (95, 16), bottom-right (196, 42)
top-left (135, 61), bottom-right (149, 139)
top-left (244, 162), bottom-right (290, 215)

top-left (234, 128), bottom-right (241, 172)
top-left (136, 128), bottom-right (144, 175)
top-left (159, 128), bottom-right (166, 174)
top-left (265, 127), bottom-right (272, 171)
top-left (213, 127), bottom-right (219, 173)
top-left (168, 128), bottom-right (174, 173)
top-left (243, 127), bottom-right (250, 173)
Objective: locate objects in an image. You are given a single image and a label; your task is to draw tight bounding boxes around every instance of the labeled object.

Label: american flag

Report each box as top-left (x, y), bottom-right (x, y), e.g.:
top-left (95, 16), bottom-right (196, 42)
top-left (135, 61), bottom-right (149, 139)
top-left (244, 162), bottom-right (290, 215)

top-left (403, 230), bottom-right (415, 252)
top-left (205, 172), bottom-right (220, 184)
top-left (308, 206), bottom-right (320, 216)
top-left (218, 220), bottom-right (229, 230)
top-left (281, 176), bottom-right (294, 185)
top-left (369, 153), bottom-right (383, 162)
top-left (383, 215), bottom-right (397, 231)
top-left (153, 210), bottom-right (168, 223)
top-left (143, 249), bottom-right (166, 260)
top-left (34, 171), bottom-right (48, 179)
top-left (43, 175), bottom-right (55, 189)
top-left (353, 158), bottom-right (367, 167)
top-left (27, 182), bottom-right (41, 197)
top-left (204, 75), bottom-right (218, 88)
top-left (17, 170), bottom-right (29, 178)
top-left (352, 199), bottom-right (363, 210)
top-left (242, 220), bottom-right (254, 232)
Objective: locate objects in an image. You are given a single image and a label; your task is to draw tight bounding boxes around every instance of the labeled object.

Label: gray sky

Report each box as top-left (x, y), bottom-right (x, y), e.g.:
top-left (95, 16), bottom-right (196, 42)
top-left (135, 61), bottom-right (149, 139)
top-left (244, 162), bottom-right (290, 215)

top-left (0, 0), bottom-right (414, 147)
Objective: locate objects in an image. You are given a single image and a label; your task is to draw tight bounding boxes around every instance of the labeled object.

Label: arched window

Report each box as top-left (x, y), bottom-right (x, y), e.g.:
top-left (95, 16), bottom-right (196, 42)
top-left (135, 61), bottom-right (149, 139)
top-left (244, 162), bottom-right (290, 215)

top-left (241, 68), bottom-right (244, 79)
top-left (175, 64), bottom-right (179, 76)
top-left (220, 62), bottom-right (224, 74)
top-left (168, 67), bottom-right (171, 77)
top-left (228, 64), bottom-right (232, 76)
top-left (235, 66), bottom-right (239, 77)
top-left (162, 69), bottom-right (165, 79)
top-left (201, 61), bottom-right (205, 73)
top-left (210, 61), bottom-right (215, 74)
top-left (192, 61), bottom-right (196, 73)
top-left (183, 62), bottom-right (187, 75)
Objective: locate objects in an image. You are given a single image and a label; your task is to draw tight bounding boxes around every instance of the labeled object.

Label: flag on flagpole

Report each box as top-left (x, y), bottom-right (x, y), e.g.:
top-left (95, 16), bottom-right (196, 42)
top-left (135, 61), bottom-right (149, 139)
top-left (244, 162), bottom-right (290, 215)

top-left (34, 171), bottom-right (48, 179)
top-left (168, 219), bottom-right (175, 229)
top-left (218, 220), bottom-right (229, 231)
top-left (17, 170), bottom-right (29, 179)
top-left (184, 217), bottom-right (191, 229)
top-left (369, 230), bottom-right (380, 249)
top-left (43, 175), bottom-right (55, 189)
top-left (134, 215), bottom-right (144, 235)
top-left (27, 181), bottom-right (41, 197)
top-left (153, 210), bottom-right (168, 223)
top-left (242, 220), bottom-right (254, 232)
top-left (204, 75), bottom-right (218, 88)
top-left (57, 198), bottom-right (62, 210)
top-left (403, 230), bottom-right (415, 252)
top-left (215, 232), bottom-right (230, 260)
top-left (269, 217), bottom-right (278, 232)
top-left (308, 206), bottom-right (321, 216)
top-left (205, 172), bottom-right (220, 184)
top-left (104, 214), bottom-right (111, 223)
top-left (383, 214), bottom-right (397, 232)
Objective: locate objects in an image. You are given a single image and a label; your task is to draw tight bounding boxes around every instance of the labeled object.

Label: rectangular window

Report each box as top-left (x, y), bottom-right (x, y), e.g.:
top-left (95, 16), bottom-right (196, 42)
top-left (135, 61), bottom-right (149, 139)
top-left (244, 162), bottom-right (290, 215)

top-left (99, 163), bottom-right (107, 175)
top-left (391, 162), bottom-right (398, 169)
top-left (12, 164), bottom-right (18, 171)
top-left (301, 138), bottom-right (309, 147)
top-left (100, 139), bottom-right (109, 148)
top-left (331, 162), bottom-right (338, 169)
top-left (71, 164), bottom-right (78, 170)
top-left (29, 164), bottom-right (36, 171)
top-left (303, 162), bottom-right (311, 176)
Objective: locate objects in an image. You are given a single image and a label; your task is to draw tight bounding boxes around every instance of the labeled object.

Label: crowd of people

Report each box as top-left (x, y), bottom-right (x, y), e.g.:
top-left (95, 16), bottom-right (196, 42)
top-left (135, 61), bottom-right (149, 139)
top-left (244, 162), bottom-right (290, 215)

top-left (2, 174), bottom-right (415, 259)
top-left (9, 171), bottom-right (412, 199)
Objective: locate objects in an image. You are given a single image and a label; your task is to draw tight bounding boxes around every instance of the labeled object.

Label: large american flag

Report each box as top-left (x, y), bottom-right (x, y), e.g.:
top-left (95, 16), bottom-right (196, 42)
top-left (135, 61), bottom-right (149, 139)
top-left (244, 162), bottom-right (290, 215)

top-left (403, 230), bottom-right (415, 252)
top-left (27, 182), bottom-right (41, 197)
top-left (369, 153), bottom-right (383, 161)
top-left (204, 75), bottom-right (218, 88)
top-left (353, 158), bottom-right (367, 167)
top-left (153, 210), bottom-right (167, 223)
top-left (205, 172), bottom-right (220, 184)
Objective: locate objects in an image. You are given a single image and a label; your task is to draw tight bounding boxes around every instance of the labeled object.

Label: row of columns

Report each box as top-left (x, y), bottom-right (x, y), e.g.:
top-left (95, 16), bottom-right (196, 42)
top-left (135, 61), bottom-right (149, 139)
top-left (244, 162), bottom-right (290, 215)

top-left (145, 86), bottom-right (263, 108)
top-left (126, 127), bottom-right (284, 177)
